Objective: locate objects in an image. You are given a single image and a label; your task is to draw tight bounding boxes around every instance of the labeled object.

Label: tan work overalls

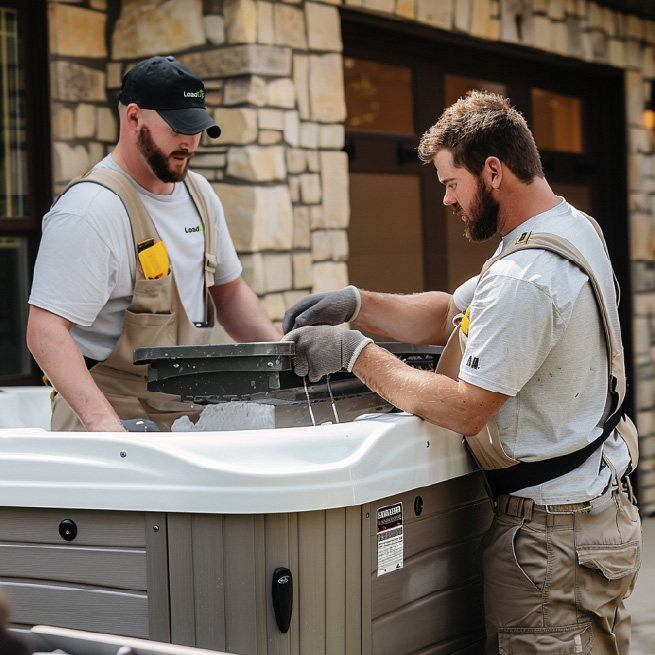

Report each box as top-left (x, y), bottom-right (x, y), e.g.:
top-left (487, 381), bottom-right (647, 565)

top-left (51, 168), bottom-right (218, 431)
top-left (436, 216), bottom-right (639, 474)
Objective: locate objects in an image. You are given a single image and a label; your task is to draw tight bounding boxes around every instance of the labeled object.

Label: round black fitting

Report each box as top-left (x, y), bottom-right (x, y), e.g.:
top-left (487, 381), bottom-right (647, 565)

top-left (59, 519), bottom-right (78, 542)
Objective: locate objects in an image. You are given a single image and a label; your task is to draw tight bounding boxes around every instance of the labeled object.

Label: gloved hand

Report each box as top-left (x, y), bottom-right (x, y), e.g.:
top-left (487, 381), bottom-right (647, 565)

top-left (283, 286), bottom-right (361, 334)
top-left (120, 418), bottom-right (160, 432)
top-left (282, 325), bottom-right (373, 382)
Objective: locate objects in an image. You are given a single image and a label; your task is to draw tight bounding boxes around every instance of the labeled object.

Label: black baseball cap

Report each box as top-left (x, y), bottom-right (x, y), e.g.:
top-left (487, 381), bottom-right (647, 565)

top-left (119, 56), bottom-right (221, 138)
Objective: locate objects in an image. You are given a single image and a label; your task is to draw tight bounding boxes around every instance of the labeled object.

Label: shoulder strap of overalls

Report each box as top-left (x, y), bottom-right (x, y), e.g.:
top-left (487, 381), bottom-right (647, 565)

top-left (184, 170), bottom-right (217, 296)
top-left (64, 168), bottom-right (160, 256)
top-left (480, 217), bottom-right (638, 496)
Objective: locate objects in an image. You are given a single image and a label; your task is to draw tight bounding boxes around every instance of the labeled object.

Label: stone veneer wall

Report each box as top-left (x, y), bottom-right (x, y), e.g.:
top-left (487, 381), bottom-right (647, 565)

top-left (47, 0), bottom-right (349, 333)
top-left (47, 0), bottom-right (655, 510)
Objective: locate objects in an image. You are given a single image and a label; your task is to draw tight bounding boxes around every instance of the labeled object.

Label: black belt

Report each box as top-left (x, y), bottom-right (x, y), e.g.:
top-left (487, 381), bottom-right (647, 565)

top-left (484, 409), bottom-right (623, 499)
top-left (83, 356), bottom-right (102, 370)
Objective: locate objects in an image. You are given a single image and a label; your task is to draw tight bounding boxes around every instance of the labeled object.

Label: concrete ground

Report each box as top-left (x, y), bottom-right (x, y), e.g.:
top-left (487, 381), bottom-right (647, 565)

top-left (626, 514), bottom-right (655, 655)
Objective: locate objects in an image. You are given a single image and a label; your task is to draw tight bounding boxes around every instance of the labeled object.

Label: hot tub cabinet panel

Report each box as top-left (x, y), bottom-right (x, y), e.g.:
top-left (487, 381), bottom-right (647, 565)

top-left (1, 474), bottom-right (491, 654)
top-left (368, 474), bottom-right (491, 655)
top-left (0, 508), bottom-right (153, 638)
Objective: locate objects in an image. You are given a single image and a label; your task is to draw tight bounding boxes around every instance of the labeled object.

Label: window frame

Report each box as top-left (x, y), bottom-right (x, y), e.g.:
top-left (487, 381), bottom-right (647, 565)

top-left (0, 0), bottom-right (51, 384)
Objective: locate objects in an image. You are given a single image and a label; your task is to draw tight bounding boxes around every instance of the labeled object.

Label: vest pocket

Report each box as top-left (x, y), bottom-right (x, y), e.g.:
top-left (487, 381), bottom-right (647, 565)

top-left (498, 621), bottom-right (593, 654)
top-left (576, 540), bottom-right (641, 580)
top-left (105, 309), bottom-right (177, 375)
top-left (130, 275), bottom-right (174, 314)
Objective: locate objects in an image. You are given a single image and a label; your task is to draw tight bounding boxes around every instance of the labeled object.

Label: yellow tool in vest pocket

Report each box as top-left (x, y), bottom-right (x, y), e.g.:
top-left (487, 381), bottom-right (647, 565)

top-left (137, 238), bottom-right (170, 279)
top-left (460, 305), bottom-right (471, 336)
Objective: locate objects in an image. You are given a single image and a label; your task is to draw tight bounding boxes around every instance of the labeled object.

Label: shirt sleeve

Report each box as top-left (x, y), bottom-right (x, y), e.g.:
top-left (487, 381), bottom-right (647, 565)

top-left (458, 270), bottom-right (568, 396)
top-left (28, 185), bottom-right (122, 326)
top-left (453, 275), bottom-right (479, 312)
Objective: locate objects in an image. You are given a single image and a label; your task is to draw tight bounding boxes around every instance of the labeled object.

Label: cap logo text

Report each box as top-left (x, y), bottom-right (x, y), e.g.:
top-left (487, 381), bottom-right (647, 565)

top-left (184, 89), bottom-right (205, 99)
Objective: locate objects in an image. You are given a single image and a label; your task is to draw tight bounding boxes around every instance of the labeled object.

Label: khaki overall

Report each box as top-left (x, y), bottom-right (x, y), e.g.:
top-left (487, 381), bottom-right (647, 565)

top-left (436, 216), bottom-right (638, 473)
top-left (51, 168), bottom-right (217, 431)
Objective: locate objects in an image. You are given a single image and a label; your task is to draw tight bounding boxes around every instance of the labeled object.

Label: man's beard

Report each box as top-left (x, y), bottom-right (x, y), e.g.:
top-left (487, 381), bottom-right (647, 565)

top-left (455, 179), bottom-right (500, 242)
top-left (137, 125), bottom-right (191, 183)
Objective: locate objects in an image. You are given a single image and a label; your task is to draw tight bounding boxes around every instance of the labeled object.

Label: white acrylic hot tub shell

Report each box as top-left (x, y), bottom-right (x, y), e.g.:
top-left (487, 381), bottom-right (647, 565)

top-left (0, 413), bottom-right (476, 514)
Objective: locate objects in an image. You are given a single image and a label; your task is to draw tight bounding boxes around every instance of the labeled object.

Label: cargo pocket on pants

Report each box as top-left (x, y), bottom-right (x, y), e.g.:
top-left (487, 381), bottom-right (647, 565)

top-left (498, 621), bottom-right (593, 654)
top-left (576, 540), bottom-right (641, 580)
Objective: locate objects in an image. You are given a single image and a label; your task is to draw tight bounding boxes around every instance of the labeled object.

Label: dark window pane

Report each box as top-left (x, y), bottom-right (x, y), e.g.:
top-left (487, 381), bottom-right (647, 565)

top-left (0, 8), bottom-right (28, 218)
top-left (531, 88), bottom-right (583, 153)
top-left (349, 172), bottom-right (424, 295)
top-left (0, 237), bottom-right (30, 378)
top-left (344, 58), bottom-right (414, 133)
top-left (445, 74), bottom-right (507, 107)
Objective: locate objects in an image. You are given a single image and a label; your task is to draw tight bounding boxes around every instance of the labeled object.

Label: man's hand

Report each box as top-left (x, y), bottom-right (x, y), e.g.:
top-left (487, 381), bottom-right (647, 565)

top-left (283, 286), bottom-right (361, 334)
top-left (282, 325), bottom-right (372, 382)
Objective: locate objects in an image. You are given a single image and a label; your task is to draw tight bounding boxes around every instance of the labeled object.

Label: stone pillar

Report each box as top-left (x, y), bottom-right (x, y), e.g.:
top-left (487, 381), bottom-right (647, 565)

top-left (48, 2), bottom-right (111, 191)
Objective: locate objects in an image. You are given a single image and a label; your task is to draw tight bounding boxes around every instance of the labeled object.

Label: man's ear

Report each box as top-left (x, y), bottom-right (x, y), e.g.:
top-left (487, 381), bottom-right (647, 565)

top-left (123, 103), bottom-right (141, 131)
top-left (485, 156), bottom-right (502, 189)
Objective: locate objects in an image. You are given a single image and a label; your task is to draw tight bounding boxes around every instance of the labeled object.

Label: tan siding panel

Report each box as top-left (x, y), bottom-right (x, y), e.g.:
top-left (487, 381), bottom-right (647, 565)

top-left (168, 514), bottom-right (196, 647)
top-left (192, 514), bottom-right (226, 652)
top-left (325, 508), bottom-right (346, 655)
top-left (0, 543), bottom-right (146, 589)
top-left (1, 582), bottom-right (149, 638)
top-left (145, 512), bottom-right (171, 643)
top-left (372, 583), bottom-right (485, 655)
top-left (253, 514), bottom-right (267, 653)
top-left (371, 539), bottom-right (482, 618)
top-left (298, 511), bottom-right (326, 655)
top-left (361, 504), bottom-right (372, 655)
top-left (0, 508), bottom-right (146, 547)
top-left (345, 505), bottom-right (362, 655)
top-left (264, 513), bottom-right (293, 655)
top-left (224, 515), bottom-right (259, 654)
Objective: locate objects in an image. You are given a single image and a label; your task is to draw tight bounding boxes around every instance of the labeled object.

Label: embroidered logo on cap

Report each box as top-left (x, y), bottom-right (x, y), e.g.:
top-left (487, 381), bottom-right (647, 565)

top-left (184, 89), bottom-right (205, 99)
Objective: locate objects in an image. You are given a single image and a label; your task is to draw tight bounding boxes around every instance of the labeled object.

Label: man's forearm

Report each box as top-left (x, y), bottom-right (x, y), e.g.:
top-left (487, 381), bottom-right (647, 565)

top-left (355, 290), bottom-right (460, 346)
top-left (352, 342), bottom-right (508, 435)
top-left (211, 277), bottom-right (281, 342)
top-left (26, 306), bottom-right (124, 431)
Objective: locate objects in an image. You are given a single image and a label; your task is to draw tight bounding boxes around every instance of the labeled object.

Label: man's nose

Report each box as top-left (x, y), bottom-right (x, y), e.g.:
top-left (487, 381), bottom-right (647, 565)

top-left (179, 132), bottom-right (202, 151)
top-left (443, 189), bottom-right (455, 206)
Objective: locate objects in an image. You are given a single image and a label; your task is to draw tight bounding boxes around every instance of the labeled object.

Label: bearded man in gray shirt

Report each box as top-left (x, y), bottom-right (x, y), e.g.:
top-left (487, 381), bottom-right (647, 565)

top-left (282, 91), bottom-right (641, 654)
top-left (27, 57), bottom-right (279, 432)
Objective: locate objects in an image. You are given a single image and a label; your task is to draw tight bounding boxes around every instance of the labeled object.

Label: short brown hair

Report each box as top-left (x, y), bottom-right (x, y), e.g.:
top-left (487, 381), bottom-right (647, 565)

top-left (418, 90), bottom-right (543, 183)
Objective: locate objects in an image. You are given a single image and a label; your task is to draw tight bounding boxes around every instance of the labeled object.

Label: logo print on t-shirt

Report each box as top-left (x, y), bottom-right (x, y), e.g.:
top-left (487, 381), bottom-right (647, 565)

top-left (466, 355), bottom-right (480, 370)
top-left (185, 224), bottom-right (204, 233)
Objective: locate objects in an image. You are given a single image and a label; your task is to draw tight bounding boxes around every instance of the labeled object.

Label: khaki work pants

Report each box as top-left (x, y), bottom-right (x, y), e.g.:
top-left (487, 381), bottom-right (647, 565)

top-left (483, 482), bottom-right (641, 654)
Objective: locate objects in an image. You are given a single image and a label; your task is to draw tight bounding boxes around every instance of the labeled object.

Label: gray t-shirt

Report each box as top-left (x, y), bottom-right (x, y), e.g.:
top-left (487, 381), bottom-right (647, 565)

top-left (29, 155), bottom-right (242, 360)
top-left (454, 199), bottom-right (630, 504)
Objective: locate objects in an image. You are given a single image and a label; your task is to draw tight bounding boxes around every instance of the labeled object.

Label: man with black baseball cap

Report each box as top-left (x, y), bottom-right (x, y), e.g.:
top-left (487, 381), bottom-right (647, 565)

top-left (27, 56), bottom-right (280, 433)
top-left (119, 55), bottom-right (221, 139)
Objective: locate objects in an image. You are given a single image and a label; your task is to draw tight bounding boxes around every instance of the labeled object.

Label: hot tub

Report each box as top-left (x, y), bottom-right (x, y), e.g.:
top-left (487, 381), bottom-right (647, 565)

top-left (0, 345), bottom-right (492, 654)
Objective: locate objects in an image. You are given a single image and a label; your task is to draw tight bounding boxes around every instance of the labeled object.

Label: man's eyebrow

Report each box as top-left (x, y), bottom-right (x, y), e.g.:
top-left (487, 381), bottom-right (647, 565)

top-left (439, 176), bottom-right (455, 186)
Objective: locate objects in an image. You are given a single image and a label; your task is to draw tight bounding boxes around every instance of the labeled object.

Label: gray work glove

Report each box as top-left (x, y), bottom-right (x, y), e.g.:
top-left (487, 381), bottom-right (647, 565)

top-left (282, 325), bottom-right (373, 383)
top-left (283, 286), bottom-right (361, 334)
top-left (120, 418), bottom-right (160, 432)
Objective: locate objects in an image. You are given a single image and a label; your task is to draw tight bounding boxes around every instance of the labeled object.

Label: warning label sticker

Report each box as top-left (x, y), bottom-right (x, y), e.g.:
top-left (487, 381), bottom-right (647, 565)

top-left (376, 502), bottom-right (403, 576)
